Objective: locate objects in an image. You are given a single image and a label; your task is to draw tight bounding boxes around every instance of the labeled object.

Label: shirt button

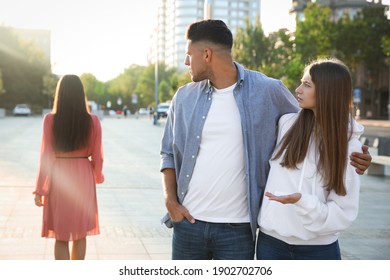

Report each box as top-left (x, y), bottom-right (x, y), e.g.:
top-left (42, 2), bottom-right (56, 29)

top-left (202, 116), bottom-right (206, 119)
top-left (192, 155), bottom-right (195, 159)
top-left (186, 174), bottom-right (190, 178)
top-left (208, 97), bottom-right (211, 100)
top-left (181, 192), bottom-right (185, 195)
top-left (196, 136), bottom-right (200, 139)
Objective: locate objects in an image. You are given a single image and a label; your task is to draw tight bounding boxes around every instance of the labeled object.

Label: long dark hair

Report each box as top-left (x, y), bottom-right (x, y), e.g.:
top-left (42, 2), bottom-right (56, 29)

top-left (273, 58), bottom-right (353, 196)
top-left (52, 74), bottom-right (92, 152)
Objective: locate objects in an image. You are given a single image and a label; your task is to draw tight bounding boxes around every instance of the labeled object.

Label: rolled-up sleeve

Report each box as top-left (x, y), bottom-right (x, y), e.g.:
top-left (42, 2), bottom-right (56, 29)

top-left (160, 102), bottom-right (175, 172)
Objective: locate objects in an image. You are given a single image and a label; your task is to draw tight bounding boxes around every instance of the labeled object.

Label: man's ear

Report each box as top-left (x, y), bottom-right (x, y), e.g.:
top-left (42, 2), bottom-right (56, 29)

top-left (204, 48), bottom-right (212, 62)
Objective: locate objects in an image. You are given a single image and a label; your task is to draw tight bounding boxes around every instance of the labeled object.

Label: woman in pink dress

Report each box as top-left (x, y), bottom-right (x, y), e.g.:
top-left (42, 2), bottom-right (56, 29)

top-left (34, 74), bottom-right (104, 260)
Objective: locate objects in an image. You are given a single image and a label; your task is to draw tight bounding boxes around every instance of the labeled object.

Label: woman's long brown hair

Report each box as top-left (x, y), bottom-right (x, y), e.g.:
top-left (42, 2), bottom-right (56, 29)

top-left (52, 74), bottom-right (92, 152)
top-left (273, 58), bottom-right (353, 195)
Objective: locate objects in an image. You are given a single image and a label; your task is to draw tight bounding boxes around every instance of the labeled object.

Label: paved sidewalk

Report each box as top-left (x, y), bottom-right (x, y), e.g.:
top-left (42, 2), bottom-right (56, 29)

top-left (358, 119), bottom-right (390, 128)
top-left (0, 116), bottom-right (389, 260)
top-left (0, 116), bottom-right (171, 260)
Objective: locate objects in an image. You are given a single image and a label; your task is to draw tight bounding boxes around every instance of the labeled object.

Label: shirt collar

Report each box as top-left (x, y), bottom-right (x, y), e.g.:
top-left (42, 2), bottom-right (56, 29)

top-left (234, 61), bottom-right (245, 87)
top-left (204, 61), bottom-right (245, 95)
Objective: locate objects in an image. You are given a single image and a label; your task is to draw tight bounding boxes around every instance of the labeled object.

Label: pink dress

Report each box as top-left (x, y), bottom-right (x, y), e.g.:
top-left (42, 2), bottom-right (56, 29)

top-left (34, 113), bottom-right (104, 241)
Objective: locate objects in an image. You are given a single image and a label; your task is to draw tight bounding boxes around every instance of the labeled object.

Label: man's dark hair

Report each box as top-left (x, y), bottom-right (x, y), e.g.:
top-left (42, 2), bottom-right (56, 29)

top-left (186, 19), bottom-right (233, 50)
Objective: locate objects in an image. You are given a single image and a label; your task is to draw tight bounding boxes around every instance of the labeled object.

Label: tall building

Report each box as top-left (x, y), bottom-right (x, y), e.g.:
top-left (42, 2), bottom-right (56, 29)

top-left (291, 0), bottom-right (384, 22)
top-left (149, 0), bottom-right (260, 72)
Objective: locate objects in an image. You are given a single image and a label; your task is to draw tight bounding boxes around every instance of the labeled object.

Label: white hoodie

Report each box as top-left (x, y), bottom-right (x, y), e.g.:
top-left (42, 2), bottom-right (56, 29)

top-left (258, 113), bottom-right (364, 245)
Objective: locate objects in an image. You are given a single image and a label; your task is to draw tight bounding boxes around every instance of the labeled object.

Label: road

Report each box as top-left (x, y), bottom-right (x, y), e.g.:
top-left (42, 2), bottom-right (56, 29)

top-left (0, 115), bottom-right (172, 259)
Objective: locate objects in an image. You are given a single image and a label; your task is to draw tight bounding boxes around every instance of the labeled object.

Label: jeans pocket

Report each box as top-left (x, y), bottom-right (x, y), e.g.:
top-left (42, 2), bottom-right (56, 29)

top-left (172, 218), bottom-right (187, 227)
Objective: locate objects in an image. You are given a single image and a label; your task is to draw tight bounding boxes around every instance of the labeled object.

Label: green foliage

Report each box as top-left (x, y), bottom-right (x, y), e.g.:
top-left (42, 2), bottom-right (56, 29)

top-left (133, 64), bottom-right (156, 108)
top-left (0, 26), bottom-right (51, 111)
top-left (42, 73), bottom-right (59, 109)
top-left (261, 29), bottom-right (304, 92)
top-left (383, 36), bottom-right (390, 56)
top-left (233, 17), bottom-right (268, 71)
top-left (80, 73), bottom-right (106, 106)
top-left (383, 36), bottom-right (390, 64)
top-left (158, 80), bottom-right (171, 103)
top-left (0, 70), bottom-right (5, 95)
top-left (294, 3), bottom-right (335, 64)
top-left (177, 71), bottom-right (192, 87)
top-left (131, 63), bottom-right (177, 108)
top-left (353, 6), bottom-right (390, 74)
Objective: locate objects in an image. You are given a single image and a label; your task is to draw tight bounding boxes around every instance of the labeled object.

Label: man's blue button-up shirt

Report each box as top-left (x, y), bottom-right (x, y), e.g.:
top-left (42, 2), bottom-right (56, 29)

top-left (160, 62), bottom-right (299, 239)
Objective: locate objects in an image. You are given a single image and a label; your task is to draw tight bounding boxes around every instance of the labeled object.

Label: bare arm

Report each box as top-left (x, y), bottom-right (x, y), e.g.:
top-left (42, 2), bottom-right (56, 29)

top-left (350, 145), bottom-right (372, 175)
top-left (162, 168), bottom-right (195, 223)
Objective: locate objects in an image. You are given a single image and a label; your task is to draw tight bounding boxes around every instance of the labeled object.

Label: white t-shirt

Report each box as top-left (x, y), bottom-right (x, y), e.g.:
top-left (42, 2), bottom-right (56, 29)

top-left (183, 83), bottom-right (249, 223)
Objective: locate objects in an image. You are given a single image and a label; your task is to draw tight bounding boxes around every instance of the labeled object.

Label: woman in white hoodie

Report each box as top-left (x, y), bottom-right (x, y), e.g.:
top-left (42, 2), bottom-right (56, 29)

top-left (257, 58), bottom-right (364, 260)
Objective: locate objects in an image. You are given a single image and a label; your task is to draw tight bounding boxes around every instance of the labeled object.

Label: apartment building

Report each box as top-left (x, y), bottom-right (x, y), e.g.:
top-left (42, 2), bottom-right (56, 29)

top-left (149, 0), bottom-right (260, 72)
top-left (291, 0), bottom-right (384, 21)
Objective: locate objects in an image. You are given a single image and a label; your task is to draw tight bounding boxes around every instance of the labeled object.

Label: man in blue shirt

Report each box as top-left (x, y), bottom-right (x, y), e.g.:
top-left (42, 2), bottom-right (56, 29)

top-left (160, 19), bottom-right (371, 260)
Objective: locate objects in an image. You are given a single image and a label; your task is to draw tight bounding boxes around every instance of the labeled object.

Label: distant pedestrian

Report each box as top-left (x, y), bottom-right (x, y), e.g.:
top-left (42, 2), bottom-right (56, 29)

top-left (149, 106), bottom-right (154, 120)
top-left (34, 74), bottom-right (104, 260)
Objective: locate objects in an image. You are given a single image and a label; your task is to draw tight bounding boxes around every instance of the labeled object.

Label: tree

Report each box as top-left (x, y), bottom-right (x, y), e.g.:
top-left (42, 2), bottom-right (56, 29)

top-left (133, 62), bottom-right (177, 108)
top-left (349, 6), bottom-right (390, 117)
top-left (0, 70), bottom-right (5, 96)
top-left (158, 80), bottom-right (171, 103)
top-left (354, 6), bottom-right (390, 75)
top-left (0, 26), bottom-right (51, 111)
top-left (233, 17), bottom-right (269, 71)
top-left (333, 14), bottom-right (363, 71)
top-left (383, 36), bottom-right (390, 56)
top-left (294, 3), bottom-right (335, 64)
top-left (177, 71), bottom-right (191, 88)
top-left (80, 73), bottom-right (106, 106)
top-left (42, 73), bottom-right (58, 109)
top-left (105, 64), bottom-right (146, 112)
top-left (133, 64), bottom-right (156, 108)
top-left (262, 28), bottom-right (303, 92)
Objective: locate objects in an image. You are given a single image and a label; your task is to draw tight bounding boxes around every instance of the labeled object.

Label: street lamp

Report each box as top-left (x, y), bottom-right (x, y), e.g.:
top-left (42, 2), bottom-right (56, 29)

top-left (388, 63), bottom-right (390, 120)
top-left (153, 15), bottom-right (160, 125)
top-left (154, 59), bottom-right (159, 125)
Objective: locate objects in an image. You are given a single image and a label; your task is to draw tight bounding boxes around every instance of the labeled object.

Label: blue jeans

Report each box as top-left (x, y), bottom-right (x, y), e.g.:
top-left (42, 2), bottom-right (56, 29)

top-left (256, 231), bottom-right (341, 260)
top-left (172, 219), bottom-right (255, 260)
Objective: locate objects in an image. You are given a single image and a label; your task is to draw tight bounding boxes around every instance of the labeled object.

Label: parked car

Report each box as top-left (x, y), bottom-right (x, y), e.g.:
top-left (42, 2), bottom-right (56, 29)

top-left (13, 104), bottom-right (31, 116)
top-left (138, 108), bottom-right (150, 115)
top-left (156, 103), bottom-right (170, 119)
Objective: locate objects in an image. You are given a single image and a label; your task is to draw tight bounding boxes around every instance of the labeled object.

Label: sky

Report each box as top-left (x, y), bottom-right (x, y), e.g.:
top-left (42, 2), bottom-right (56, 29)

top-left (0, 0), bottom-right (161, 81)
top-left (0, 0), bottom-right (298, 81)
top-left (1, 0), bottom-right (387, 82)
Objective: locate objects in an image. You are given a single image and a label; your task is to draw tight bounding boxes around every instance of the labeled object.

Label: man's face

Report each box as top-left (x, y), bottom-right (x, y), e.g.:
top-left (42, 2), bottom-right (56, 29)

top-left (184, 40), bottom-right (208, 82)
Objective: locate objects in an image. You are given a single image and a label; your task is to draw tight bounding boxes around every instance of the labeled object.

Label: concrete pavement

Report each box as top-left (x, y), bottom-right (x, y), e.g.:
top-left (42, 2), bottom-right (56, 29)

top-left (0, 115), bottom-right (389, 260)
top-left (0, 115), bottom-right (171, 260)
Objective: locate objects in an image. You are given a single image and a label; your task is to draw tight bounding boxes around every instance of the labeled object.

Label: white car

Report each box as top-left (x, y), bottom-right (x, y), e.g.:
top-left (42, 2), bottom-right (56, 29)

top-left (13, 104), bottom-right (31, 116)
top-left (138, 108), bottom-right (150, 115)
top-left (156, 103), bottom-right (170, 119)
